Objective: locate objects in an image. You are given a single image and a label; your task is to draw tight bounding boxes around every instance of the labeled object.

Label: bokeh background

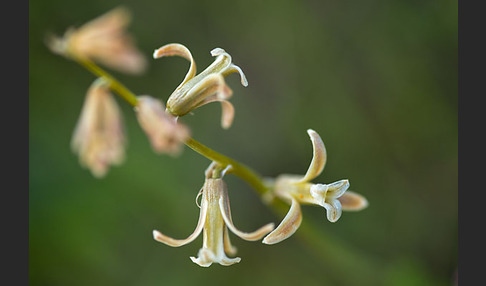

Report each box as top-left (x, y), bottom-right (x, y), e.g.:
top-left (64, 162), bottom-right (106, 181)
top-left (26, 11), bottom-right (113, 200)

top-left (29, 0), bottom-right (457, 285)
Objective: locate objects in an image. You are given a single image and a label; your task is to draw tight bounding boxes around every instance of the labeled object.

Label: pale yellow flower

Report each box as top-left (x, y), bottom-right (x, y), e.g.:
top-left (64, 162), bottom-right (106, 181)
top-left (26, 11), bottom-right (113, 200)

top-left (153, 164), bottom-right (274, 267)
top-left (47, 6), bottom-right (146, 74)
top-left (135, 96), bottom-right (190, 156)
top-left (71, 79), bottom-right (125, 178)
top-left (153, 43), bottom-right (248, 129)
top-left (262, 129), bottom-right (368, 245)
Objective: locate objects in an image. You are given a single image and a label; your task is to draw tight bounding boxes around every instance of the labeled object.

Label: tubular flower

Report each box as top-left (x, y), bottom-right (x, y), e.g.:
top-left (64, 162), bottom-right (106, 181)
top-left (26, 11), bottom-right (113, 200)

top-left (152, 164), bottom-right (275, 267)
top-left (71, 78), bottom-right (125, 178)
top-left (135, 96), bottom-right (190, 156)
top-left (262, 129), bottom-right (368, 245)
top-left (46, 6), bottom-right (146, 74)
top-left (153, 43), bottom-right (248, 129)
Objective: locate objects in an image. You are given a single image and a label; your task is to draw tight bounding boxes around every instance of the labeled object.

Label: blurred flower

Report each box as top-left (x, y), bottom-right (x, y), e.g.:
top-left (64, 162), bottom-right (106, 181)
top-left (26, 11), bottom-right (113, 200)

top-left (263, 129), bottom-right (368, 245)
top-left (153, 43), bottom-right (248, 129)
top-left (46, 6), bottom-right (146, 74)
top-left (135, 96), bottom-right (190, 156)
top-left (153, 163), bottom-right (274, 267)
top-left (71, 78), bottom-right (125, 178)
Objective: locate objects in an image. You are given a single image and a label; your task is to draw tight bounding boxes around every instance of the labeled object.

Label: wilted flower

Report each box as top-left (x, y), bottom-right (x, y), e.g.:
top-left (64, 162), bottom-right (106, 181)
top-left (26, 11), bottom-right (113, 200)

top-left (262, 129), bottom-right (368, 245)
top-left (152, 163), bottom-right (275, 267)
top-left (135, 96), bottom-right (190, 156)
top-left (153, 43), bottom-right (248, 129)
top-left (71, 78), bottom-right (125, 178)
top-left (46, 6), bottom-right (146, 74)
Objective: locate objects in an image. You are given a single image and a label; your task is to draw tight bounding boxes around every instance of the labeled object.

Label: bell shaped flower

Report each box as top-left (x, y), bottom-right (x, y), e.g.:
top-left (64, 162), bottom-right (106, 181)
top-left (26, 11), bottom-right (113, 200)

top-left (135, 96), bottom-right (190, 156)
top-left (47, 6), bottom-right (146, 74)
top-left (152, 164), bottom-right (274, 267)
top-left (71, 78), bottom-right (125, 178)
top-left (262, 129), bottom-right (368, 245)
top-left (153, 43), bottom-right (248, 129)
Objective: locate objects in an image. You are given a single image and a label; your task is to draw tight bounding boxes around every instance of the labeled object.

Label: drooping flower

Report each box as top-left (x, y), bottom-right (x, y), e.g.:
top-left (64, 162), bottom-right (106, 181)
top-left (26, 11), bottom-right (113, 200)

top-left (153, 43), bottom-right (248, 129)
top-left (135, 96), bottom-right (190, 156)
top-left (71, 78), bottom-right (125, 178)
top-left (262, 129), bottom-right (368, 245)
top-left (46, 6), bottom-right (146, 74)
top-left (152, 163), bottom-right (275, 267)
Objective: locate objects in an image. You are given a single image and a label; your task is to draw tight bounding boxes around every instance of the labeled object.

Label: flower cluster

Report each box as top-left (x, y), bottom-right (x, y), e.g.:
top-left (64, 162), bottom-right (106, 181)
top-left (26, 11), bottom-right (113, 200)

top-left (49, 6), bottom-right (369, 267)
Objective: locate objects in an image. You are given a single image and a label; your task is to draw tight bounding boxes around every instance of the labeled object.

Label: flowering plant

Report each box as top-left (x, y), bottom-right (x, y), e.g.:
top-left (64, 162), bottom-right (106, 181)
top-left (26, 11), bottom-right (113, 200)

top-left (47, 6), bottom-right (368, 267)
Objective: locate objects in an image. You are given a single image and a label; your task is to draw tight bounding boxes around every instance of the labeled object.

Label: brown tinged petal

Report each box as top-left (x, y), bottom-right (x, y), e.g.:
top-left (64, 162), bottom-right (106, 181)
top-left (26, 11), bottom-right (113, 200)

top-left (262, 196), bottom-right (303, 245)
top-left (153, 43), bottom-right (197, 88)
top-left (71, 78), bottom-right (125, 178)
top-left (339, 190), bottom-right (369, 211)
top-left (135, 96), bottom-right (190, 156)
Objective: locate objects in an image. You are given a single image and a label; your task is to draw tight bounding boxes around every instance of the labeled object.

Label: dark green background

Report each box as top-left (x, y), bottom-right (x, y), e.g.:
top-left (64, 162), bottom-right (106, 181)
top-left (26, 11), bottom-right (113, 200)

top-left (29, 0), bottom-right (457, 285)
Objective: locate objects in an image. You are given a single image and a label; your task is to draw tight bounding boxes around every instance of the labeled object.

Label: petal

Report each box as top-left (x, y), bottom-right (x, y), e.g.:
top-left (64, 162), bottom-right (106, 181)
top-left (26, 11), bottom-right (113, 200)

top-left (262, 197), bottom-right (303, 245)
top-left (190, 248), bottom-right (241, 267)
top-left (219, 189), bottom-right (274, 241)
top-left (152, 199), bottom-right (207, 247)
top-left (167, 72), bottom-right (233, 117)
top-left (296, 129), bottom-right (327, 184)
top-left (153, 43), bottom-right (197, 87)
top-left (222, 64), bottom-right (249, 87)
top-left (339, 191), bottom-right (369, 211)
top-left (197, 97), bottom-right (235, 129)
top-left (323, 199), bottom-right (342, 223)
top-left (223, 226), bottom-right (238, 256)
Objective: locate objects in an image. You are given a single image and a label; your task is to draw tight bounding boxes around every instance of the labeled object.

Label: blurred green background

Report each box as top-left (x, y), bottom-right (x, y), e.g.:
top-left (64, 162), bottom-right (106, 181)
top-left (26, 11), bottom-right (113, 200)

top-left (29, 0), bottom-right (457, 285)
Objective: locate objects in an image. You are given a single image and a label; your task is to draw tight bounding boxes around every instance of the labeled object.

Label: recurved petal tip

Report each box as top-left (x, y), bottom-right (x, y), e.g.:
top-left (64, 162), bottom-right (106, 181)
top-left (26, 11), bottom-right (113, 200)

top-left (296, 129), bottom-right (327, 184)
top-left (262, 198), bottom-right (302, 245)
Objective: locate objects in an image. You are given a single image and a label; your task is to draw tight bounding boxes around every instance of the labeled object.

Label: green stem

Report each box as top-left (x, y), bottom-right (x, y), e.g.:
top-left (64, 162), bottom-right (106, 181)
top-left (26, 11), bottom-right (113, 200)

top-left (70, 54), bottom-right (269, 196)
top-left (72, 56), bottom-right (139, 106)
top-left (184, 137), bottom-right (269, 195)
top-left (69, 54), bottom-right (383, 285)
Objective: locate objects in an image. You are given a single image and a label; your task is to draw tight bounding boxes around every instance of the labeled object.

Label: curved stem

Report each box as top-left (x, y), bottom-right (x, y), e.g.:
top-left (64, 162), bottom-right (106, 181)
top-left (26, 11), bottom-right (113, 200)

top-left (72, 56), bottom-right (139, 106)
top-left (70, 54), bottom-right (270, 196)
top-left (184, 137), bottom-right (269, 195)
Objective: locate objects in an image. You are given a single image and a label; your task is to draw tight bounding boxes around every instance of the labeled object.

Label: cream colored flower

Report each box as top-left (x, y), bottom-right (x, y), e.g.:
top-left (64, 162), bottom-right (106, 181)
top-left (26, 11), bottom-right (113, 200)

top-left (135, 96), bottom-right (190, 156)
top-left (153, 43), bottom-right (248, 129)
top-left (153, 164), bottom-right (274, 267)
top-left (71, 78), bottom-right (125, 178)
top-left (47, 6), bottom-right (146, 74)
top-left (262, 129), bottom-right (368, 245)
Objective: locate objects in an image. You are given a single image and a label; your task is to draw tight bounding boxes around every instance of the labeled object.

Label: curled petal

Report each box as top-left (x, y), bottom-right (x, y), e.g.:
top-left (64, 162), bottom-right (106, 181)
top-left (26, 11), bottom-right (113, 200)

top-left (152, 198), bottom-right (207, 247)
top-left (222, 64), bottom-right (248, 87)
top-left (323, 198), bottom-right (342, 223)
top-left (262, 197), bottom-right (302, 245)
top-left (219, 190), bottom-right (274, 241)
top-left (339, 191), bottom-right (368, 211)
top-left (197, 97), bottom-right (235, 129)
top-left (296, 129), bottom-right (327, 184)
top-left (153, 43), bottom-right (196, 87)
